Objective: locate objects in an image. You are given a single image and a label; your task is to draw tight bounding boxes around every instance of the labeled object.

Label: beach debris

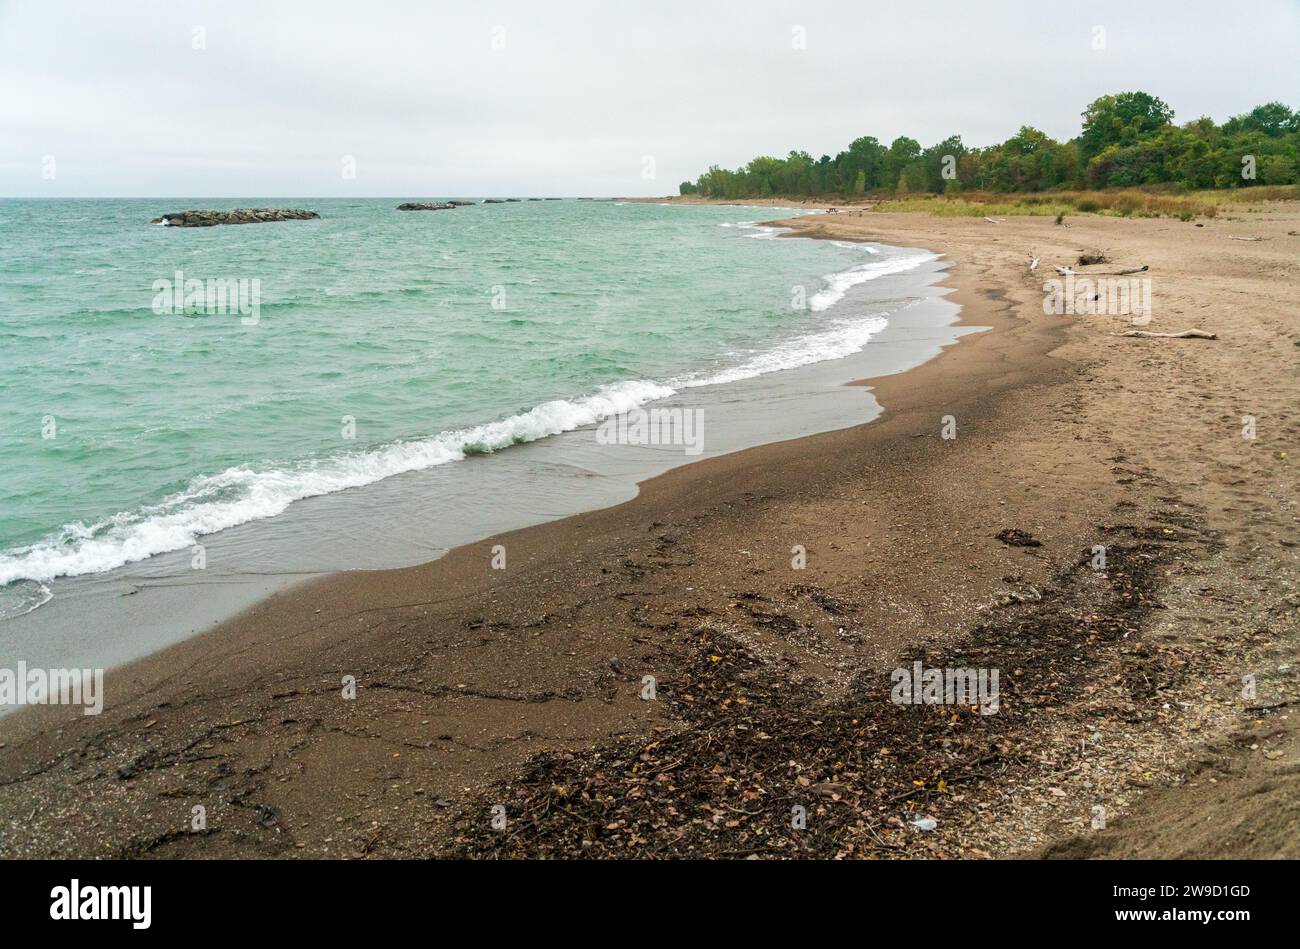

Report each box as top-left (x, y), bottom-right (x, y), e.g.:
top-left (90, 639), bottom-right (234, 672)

top-left (1228, 235), bottom-right (1265, 241)
top-left (151, 208), bottom-right (319, 227)
top-left (983, 216), bottom-right (1002, 224)
top-left (1054, 264), bottom-right (1148, 276)
top-left (1121, 329), bottom-right (1217, 340)
top-left (996, 528), bottom-right (1042, 548)
top-left (440, 514), bottom-right (1213, 860)
top-left (1028, 255), bottom-right (1040, 272)
top-left (977, 586), bottom-right (1043, 611)
top-left (1077, 251), bottom-right (1109, 266)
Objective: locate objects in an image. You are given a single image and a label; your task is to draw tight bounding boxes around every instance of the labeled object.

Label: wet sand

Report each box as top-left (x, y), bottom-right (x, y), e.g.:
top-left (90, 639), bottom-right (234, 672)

top-left (1, 202), bottom-right (1296, 859)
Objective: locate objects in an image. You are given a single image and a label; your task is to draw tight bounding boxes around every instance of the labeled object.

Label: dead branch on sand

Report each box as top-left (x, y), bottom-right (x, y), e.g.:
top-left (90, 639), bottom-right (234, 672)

top-left (1055, 264), bottom-right (1149, 276)
top-left (1121, 329), bottom-right (1217, 340)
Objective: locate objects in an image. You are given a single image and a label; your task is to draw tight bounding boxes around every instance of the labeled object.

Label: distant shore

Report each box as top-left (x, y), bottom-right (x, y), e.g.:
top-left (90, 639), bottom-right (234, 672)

top-left (2, 202), bottom-right (1296, 858)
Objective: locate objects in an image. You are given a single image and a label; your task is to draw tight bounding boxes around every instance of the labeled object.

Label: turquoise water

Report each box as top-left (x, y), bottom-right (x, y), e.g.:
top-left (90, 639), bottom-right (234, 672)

top-left (0, 198), bottom-right (934, 612)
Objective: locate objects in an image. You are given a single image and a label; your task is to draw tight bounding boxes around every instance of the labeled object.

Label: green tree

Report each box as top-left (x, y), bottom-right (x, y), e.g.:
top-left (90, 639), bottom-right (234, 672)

top-left (845, 136), bottom-right (886, 190)
top-left (1080, 92), bottom-right (1174, 159)
top-left (920, 135), bottom-right (965, 192)
top-left (884, 136), bottom-right (921, 190)
top-left (1223, 102), bottom-right (1298, 137)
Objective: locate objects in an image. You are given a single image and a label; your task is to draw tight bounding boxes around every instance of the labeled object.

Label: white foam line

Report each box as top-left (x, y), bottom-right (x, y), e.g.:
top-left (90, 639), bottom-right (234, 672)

top-left (809, 252), bottom-right (938, 312)
top-left (679, 313), bottom-right (890, 388)
top-left (0, 381), bottom-right (672, 585)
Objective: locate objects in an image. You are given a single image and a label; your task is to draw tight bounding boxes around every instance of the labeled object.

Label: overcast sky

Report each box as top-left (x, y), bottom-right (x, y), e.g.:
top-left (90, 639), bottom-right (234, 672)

top-left (2, 0), bottom-right (1297, 196)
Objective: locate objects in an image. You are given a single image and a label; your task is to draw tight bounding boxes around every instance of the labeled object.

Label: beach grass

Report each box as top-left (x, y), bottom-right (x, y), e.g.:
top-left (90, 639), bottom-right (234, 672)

top-left (873, 184), bottom-right (1300, 221)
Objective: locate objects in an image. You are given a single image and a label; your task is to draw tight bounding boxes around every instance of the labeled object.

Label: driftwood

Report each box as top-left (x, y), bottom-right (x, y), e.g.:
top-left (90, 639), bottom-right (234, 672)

top-left (1122, 329), bottom-right (1217, 340)
top-left (983, 216), bottom-right (1002, 224)
top-left (1028, 255), bottom-right (1040, 272)
top-left (1054, 264), bottom-right (1148, 276)
top-left (1228, 236), bottom-right (1264, 242)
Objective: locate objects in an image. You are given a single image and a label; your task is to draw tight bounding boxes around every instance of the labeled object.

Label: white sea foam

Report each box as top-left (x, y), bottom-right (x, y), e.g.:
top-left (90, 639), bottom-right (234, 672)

top-left (0, 379), bottom-right (673, 586)
top-left (0, 580), bottom-right (53, 620)
top-left (809, 252), bottom-right (938, 312)
top-left (721, 221), bottom-right (881, 250)
top-left (718, 220), bottom-right (787, 240)
top-left (683, 314), bottom-right (890, 387)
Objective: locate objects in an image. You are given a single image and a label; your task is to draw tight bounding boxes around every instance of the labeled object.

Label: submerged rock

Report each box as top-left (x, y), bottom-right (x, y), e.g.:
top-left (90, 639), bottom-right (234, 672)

top-left (151, 208), bottom-right (319, 227)
top-left (396, 202), bottom-right (456, 211)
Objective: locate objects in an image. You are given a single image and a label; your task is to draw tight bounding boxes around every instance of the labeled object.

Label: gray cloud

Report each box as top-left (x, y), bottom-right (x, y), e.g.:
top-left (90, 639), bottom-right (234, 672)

top-left (2, 0), bottom-right (1297, 196)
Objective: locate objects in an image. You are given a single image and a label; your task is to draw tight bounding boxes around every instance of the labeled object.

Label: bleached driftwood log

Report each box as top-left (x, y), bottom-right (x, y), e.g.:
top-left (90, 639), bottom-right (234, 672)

top-left (1054, 264), bottom-right (1148, 276)
top-left (1121, 329), bottom-right (1217, 339)
top-left (983, 216), bottom-right (1002, 224)
top-left (1228, 236), bottom-right (1264, 242)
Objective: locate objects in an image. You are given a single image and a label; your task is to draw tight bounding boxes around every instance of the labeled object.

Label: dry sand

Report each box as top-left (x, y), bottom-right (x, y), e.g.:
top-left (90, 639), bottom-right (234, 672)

top-left (1, 201), bottom-right (1296, 858)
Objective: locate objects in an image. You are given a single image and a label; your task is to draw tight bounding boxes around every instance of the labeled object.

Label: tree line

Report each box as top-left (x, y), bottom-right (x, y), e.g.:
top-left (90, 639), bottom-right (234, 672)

top-left (679, 93), bottom-right (1299, 198)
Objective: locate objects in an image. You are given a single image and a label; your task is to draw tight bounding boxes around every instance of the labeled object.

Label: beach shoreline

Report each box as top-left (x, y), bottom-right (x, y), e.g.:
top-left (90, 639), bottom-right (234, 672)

top-left (0, 217), bottom-right (963, 681)
top-left (2, 203), bottom-right (1296, 859)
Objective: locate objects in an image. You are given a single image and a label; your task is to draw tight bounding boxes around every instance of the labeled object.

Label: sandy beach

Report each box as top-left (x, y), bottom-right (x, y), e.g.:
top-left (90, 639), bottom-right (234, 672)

top-left (2, 202), bottom-right (1296, 859)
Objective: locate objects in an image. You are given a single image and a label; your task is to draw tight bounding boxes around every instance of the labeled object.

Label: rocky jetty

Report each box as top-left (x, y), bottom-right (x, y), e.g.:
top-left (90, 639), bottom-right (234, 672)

top-left (396, 202), bottom-right (455, 211)
top-left (449, 200), bottom-right (476, 206)
top-left (151, 208), bottom-right (319, 227)
top-left (483, 199), bottom-right (507, 204)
